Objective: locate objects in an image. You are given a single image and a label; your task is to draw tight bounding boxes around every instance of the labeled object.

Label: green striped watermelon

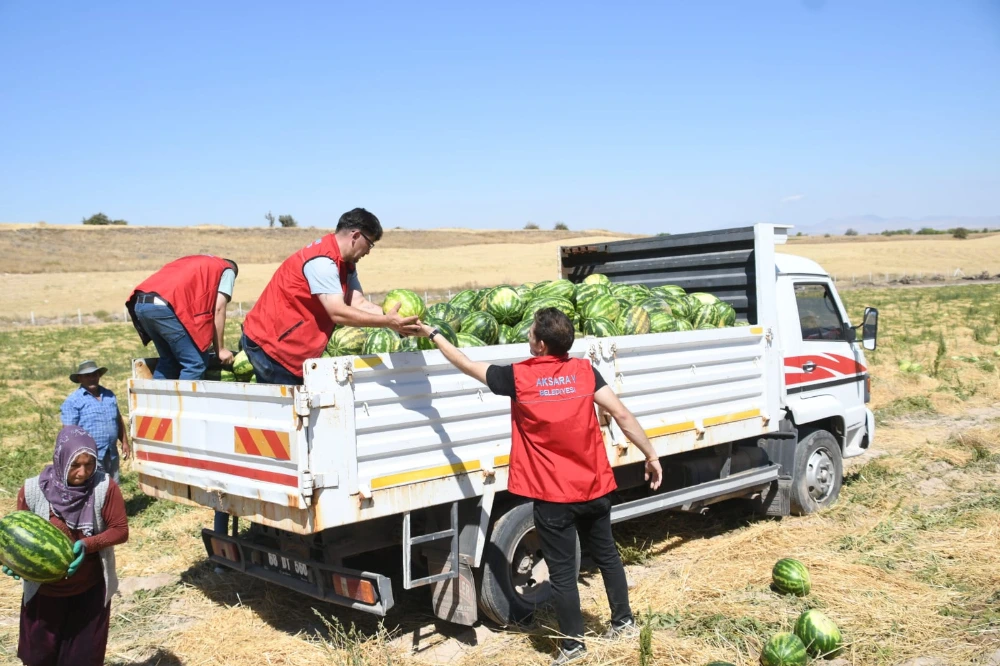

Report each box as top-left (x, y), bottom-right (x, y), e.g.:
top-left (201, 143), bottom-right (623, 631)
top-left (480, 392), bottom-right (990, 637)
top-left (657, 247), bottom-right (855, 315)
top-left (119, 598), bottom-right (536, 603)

top-left (362, 329), bottom-right (402, 354)
top-left (619, 306), bottom-right (651, 335)
top-left (418, 320), bottom-right (457, 350)
top-left (713, 301), bottom-right (736, 327)
top-left (760, 633), bottom-right (808, 666)
top-left (648, 311), bottom-right (679, 333)
top-left (578, 294), bottom-right (621, 323)
top-left (456, 333), bottom-right (487, 348)
top-left (399, 336), bottom-right (420, 352)
top-left (690, 303), bottom-right (720, 328)
top-left (582, 317), bottom-right (620, 337)
top-left (513, 318), bottom-right (533, 343)
top-left (461, 311), bottom-right (501, 345)
top-left (497, 325), bottom-right (516, 345)
top-left (485, 286), bottom-right (525, 325)
top-left (521, 296), bottom-right (576, 323)
top-left (426, 303), bottom-right (467, 331)
top-left (0, 511), bottom-right (74, 583)
top-left (514, 284), bottom-right (533, 298)
top-left (793, 610), bottom-right (843, 658)
top-left (688, 292), bottom-right (720, 306)
top-left (582, 273), bottom-right (610, 286)
top-left (674, 319), bottom-right (694, 331)
top-left (231, 350), bottom-right (254, 380)
top-left (532, 279), bottom-right (576, 304)
top-left (326, 326), bottom-right (367, 356)
top-left (382, 289), bottom-right (426, 319)
top-left (638, 297), bottom-right (669, 316)
top-left (448, 289), bottom-right (480, 311)
top-left (575, 283), bottom-right (611, 309)
top-left (652, 285), bottom-right (686, 299)
top-left (663, 293), bottom-right (692, 321)
top-left (772, 558), bottom-right (811, 596)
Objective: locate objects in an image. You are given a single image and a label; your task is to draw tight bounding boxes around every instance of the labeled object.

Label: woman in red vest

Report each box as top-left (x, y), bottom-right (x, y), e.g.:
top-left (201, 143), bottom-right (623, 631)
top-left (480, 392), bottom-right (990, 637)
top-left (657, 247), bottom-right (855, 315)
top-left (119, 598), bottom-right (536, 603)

top-left (126, 255), bottom-right (238, 380)
top-left (418, 308), bottom-right (662, 666)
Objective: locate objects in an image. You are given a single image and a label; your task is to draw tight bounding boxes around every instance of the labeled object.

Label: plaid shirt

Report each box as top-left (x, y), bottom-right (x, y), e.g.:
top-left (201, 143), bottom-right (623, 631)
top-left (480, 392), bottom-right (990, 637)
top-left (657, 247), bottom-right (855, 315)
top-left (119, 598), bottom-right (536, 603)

top-left (60, 386), bottom-right (121, 459)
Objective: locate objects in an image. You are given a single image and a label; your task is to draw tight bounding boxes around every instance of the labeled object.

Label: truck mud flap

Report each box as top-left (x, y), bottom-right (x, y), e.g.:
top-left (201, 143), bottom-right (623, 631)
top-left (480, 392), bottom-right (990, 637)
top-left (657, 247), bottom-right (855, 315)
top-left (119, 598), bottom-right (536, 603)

top-left (202, 530), bottom-right (395, 616)
top-left (610, 463), bottom-right (781, 524)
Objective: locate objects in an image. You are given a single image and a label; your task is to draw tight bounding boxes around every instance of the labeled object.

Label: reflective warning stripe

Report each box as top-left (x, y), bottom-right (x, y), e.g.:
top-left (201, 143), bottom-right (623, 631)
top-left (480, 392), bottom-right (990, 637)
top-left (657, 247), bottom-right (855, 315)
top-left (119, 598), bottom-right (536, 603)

top-left (135, 416), bottom-right (173, 443)
top-left (234, 427), bottom-right (291, 461)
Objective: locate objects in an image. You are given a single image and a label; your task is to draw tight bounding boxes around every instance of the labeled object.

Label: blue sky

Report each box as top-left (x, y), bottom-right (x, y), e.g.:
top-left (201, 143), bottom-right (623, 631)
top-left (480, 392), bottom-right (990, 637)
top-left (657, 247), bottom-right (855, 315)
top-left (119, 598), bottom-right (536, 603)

top-left (1, 1), bottom-right (998, 233)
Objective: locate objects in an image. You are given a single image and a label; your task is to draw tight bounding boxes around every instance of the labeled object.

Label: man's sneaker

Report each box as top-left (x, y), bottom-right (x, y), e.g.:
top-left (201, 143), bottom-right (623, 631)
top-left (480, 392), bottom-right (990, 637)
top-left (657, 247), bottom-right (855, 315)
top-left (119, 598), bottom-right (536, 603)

top-left (550, 644), bottom-right (587, 665)
top-left (602, 618), bottom-right (639, 640)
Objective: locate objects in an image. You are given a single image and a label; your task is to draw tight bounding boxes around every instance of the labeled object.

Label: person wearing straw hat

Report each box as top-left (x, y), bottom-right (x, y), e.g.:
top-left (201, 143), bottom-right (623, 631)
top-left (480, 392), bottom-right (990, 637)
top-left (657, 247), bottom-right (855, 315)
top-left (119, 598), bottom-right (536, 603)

top-left (2, 426), bottom-right (129, 666)
top-left (60, 361), bottom-right (130, 483)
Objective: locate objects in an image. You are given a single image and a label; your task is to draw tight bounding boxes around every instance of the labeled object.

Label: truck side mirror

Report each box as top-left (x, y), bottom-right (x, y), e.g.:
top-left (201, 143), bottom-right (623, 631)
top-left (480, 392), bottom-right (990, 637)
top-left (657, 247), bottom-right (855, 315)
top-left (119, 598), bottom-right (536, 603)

top-left (862, 307), bottom-right (878, 351)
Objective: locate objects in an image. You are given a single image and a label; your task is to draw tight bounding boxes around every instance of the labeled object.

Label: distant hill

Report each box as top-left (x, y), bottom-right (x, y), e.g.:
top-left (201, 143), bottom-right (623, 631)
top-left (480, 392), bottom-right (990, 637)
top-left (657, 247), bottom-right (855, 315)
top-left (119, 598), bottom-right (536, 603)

top-left (801, 215), bottom-right (1000, 236)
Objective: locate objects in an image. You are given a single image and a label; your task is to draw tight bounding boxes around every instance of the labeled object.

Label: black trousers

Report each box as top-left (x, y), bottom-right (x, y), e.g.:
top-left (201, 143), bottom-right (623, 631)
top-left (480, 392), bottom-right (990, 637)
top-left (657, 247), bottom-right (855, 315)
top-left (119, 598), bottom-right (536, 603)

top-left (533, 494), bottom-right (633, 650)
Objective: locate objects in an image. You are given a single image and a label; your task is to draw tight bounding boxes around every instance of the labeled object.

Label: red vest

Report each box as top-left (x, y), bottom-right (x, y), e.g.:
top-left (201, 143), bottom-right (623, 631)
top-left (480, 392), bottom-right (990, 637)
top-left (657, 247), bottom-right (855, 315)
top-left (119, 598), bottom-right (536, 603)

top-left (127, 255), bottom-right (232, 352)
top-left (507, 355), bottom-right (617, 503)
top-left (242, 235), bottom-right (354, 377)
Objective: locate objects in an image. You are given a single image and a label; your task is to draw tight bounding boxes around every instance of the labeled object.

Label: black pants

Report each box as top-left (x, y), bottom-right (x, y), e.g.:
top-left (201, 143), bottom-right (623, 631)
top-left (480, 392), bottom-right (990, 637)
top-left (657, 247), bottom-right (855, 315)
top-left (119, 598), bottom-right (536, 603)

top-left (533, 494), bottom-right (633, 650)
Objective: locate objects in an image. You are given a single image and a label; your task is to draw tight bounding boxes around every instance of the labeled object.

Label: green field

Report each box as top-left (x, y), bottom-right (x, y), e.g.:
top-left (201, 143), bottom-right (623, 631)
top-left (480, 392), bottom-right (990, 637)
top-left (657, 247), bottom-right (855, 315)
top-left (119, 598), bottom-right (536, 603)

top-left (0, 286), bottom-right (998, 665)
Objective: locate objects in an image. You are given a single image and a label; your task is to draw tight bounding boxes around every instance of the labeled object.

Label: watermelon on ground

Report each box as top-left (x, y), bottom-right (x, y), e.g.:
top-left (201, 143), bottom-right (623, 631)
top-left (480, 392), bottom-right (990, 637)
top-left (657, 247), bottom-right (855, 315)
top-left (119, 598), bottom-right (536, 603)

top-left (619, 306), bottom-right (651, 335)
top-left (418, 320), bottom-right (458, 350)
top-left (231, 350), bottom-right (254, 380)
top-left (583, 273), bottom-right (610, 286)
top-left (426, 303), bottom-right (467, 331)
top-left (326, 326), bottom-right (367, 356)
top-left (578, 294), bottom-right (621, 323)
top-left (582, 317), bottom-right (620, 337)
top-left (461, 311), bottom-right (501, 345)
top-left (382, 289), bottom-right (426, 319)
top-left (793, 609), bottom-right (843, 658)
top-left (760, 633), bottom-right (808, 666)
top-left (485, 286), bottom-right (525, 325)
top-left (456, 333), bottom-right (487, 348)
top-left (0, 511), bottom-right (75, 583)
top-left (772, 558), bottom-right (811, 596)
top-left (532, 279), bottom-right (576, 304)
top-left (362, 329), bottom-right (402, 354)
top-left (448, 289), bottom-right (480, 311)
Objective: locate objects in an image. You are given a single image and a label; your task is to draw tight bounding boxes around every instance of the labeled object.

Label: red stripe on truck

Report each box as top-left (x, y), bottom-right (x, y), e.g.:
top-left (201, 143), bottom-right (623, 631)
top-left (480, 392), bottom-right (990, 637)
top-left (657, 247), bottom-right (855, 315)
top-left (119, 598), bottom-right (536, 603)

top-left (136, 450), bottom-right (298, 487)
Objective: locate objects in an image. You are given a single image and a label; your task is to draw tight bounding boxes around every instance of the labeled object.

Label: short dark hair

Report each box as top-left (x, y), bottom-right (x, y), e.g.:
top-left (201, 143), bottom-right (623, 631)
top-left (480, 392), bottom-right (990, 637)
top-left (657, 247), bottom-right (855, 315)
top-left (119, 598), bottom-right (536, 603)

top-left (224, 258), bottom-right (239, 277)
top-left (336, 208), bottom-right (383, 242)
top-left (533, 308), bottom-right (575, 356)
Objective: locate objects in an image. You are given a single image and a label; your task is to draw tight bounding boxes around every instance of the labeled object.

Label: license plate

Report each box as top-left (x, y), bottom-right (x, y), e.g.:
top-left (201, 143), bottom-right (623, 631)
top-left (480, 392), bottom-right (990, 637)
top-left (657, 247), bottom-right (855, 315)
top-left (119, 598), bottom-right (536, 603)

top-left (264, 552), bottom-right (310, 580)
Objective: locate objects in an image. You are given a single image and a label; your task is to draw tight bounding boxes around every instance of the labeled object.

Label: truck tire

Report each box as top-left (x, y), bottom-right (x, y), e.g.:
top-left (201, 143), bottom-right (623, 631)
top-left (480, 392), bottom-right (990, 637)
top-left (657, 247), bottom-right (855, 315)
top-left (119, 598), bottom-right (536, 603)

top-left (790, 430), bottom-right (843, 515)
top-left (476, 502), bottom-right (579, 626)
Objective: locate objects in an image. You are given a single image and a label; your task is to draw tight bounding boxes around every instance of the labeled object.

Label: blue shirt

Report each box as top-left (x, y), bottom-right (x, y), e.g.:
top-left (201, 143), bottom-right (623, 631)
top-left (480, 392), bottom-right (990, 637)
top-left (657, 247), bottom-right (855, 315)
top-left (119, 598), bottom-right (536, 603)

top-left (60, 386), bottom-right (121, 459)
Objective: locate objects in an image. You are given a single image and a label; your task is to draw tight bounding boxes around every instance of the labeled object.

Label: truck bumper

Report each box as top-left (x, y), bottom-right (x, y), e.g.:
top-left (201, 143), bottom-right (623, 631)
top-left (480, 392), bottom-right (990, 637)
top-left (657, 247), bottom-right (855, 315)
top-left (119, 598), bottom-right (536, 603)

top-left (202, 530), bottom-right (395, 616)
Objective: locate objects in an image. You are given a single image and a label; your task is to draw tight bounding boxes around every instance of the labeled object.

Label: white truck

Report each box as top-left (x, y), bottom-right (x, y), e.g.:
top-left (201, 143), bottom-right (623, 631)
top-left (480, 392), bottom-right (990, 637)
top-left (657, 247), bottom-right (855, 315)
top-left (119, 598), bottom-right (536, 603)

top-left (127, 224), bottom-right (879, 626)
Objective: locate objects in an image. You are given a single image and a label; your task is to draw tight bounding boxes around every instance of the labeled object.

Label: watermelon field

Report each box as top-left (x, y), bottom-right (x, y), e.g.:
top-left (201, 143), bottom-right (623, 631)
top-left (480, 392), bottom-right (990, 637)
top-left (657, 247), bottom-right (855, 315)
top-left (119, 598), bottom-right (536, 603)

top-left (0, 284), bottom-right (998, 665)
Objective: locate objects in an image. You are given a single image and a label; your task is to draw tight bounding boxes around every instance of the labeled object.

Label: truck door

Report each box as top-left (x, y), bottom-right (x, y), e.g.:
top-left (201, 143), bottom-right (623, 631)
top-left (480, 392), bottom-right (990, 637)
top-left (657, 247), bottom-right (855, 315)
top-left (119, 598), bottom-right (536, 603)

top-left (783, 280), bottom-right (868, 447)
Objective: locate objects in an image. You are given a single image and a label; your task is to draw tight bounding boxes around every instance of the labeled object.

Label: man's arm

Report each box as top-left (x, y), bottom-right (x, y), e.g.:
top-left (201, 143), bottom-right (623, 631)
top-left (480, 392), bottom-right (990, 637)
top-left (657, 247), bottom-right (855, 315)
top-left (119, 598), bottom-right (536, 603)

top-left (213, 292), bottom-right (233, 365)
top-left (117, 408), bottom-right (130, 460)
top-left (418, 322), bottom-right (491, 385)
top-left (593, 385), bottom-right (662, 490)
top-left (60, 396), bottom-right (79, 426)
top-left (317, 293), bottom-right (421, 335)
top-left (348, 290), bottom-right (386, 316)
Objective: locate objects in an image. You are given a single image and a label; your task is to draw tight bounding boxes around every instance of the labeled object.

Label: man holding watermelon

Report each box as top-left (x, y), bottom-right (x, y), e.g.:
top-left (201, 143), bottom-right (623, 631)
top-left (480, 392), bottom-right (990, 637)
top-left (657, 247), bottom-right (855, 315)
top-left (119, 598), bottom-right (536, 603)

top-left (417, 307), bottom-right (663, 665)
top-left (242, 207), bottom-right (422, 385)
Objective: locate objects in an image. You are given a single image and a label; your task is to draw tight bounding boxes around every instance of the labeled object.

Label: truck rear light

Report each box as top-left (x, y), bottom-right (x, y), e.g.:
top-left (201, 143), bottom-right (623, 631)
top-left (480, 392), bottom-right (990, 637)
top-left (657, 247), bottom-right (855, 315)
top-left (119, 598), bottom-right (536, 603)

top-left (331, 573), bottom-right (377, 605)
top-left (210, 538), bottom-right (241, 563)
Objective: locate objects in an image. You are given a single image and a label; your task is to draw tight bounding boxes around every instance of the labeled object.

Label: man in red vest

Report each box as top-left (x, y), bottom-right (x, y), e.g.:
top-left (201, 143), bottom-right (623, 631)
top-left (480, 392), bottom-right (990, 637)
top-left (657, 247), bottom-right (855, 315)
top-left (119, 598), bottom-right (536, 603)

top-left (418, 307), bottom-right (663, 665)
top-left (241, 208), bottom-right (421, 385)
top-left (126, 255), bottom-right (238, 380)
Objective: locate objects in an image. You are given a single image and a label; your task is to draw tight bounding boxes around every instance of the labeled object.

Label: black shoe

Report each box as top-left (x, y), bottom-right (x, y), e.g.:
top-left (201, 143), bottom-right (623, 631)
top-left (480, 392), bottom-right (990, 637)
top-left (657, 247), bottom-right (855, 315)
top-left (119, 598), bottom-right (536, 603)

top-left (602, 618), bottom-right (638, 640)
top-left (550, 644), bottom-right (587, 665)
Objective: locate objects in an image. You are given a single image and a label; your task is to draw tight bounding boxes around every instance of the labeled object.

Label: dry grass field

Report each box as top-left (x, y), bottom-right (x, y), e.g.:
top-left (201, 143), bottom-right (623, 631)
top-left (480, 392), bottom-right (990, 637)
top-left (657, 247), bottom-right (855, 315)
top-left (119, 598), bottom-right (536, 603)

top-left (0, 285), bottom-right (998, 665)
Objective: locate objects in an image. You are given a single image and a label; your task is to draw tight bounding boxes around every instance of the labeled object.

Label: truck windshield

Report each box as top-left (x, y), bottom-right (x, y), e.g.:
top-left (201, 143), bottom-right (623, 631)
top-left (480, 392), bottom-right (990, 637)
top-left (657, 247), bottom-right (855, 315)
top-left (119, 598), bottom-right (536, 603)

top-left (794, 283), bottom-right (846, 341)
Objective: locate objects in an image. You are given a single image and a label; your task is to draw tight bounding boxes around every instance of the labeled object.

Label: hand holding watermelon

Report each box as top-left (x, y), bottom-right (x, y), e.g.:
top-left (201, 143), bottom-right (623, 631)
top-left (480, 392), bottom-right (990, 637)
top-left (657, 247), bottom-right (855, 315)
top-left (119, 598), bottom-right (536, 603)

top-left (66, 541), bottom-right (86, 578)
top-left (382, 302), bottom-right (422, 337)
top-left (2, 564), bottom-right (21, 581)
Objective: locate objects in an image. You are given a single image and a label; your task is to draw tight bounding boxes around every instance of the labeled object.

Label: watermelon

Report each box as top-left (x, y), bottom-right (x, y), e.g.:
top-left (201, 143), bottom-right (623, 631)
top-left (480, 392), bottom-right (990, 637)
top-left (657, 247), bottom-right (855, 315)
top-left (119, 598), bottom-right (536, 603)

top-left (514, 284), bottom-right (533, 298)
top-left (695, 322), bottom-right (718, 330)
top-left (249, 375), bottom-right (257, 383)
top-left (619, 306), bottom-right (651, 335)
top-left (485, 286), bottom-right (525, 325)
top-left (0, 511), bottom-right (74, 583)
top-left (497, 324), bottom-right (516, 345)
top-left (362, 329), bottom-right (402, 354)
top-left (713, 301), bottom-right (736, 327)
top-left (674, 319), bottom-right (694, 331)
top-left (475, 287), bottom-right (495, 311)
top-left (578, 294), bottom-right (621, 323)
top-left (521, 296), bottom-right (576, 323)
top-left (382, 289), bottom-right (426, 319)
top-left (456, 333), bottom-right (487, 348)
top-left (582, 317), bottom-right (620, 337)
top-left (652, 285), bottom-right (686, 298)
top-left (449, 289), bottom-right (480, 311)
top-left (461, 311), bottom-right (501, 345)
top-left (426, 303), bottom-right (467, 331)
top-left (609, 283), bottom-right (634, 298)
top-left (690, 303), bottom-right (720, 328)
top-left (512, 318), bottom-right (533, 343)
top-left (760, 633), bottom-right (808, 666)
top-left (663, 293), bottom-right (692, 321)
top-left (649, 311), bottom-right (678, 333)
top-left (417, 320), bottom-right (458, 350)
top-left (794, 610), bottom-right (843, 658)
top-left (220, 370), bottom-right (236, 382)
top-left (231, 351), bottom-right (254, 380)
top-left (688, 292), bottom-right (720, 306)
top-left (575, 283), bottom-right (611, 308)
top-left (735, 320), bottom-right (750, 327)
top-left (582, 273), bottom-right (610, 286)
top-left (772, 558), bottom-right (811, 596)
top-left (638, 297), bottom-right (669, 316)
top-left (532, 279), bottom-right (576, 304)
top-left (399, 336), bottom-right (420, 352)
top-left (326, 326), bottom-right (367, 356)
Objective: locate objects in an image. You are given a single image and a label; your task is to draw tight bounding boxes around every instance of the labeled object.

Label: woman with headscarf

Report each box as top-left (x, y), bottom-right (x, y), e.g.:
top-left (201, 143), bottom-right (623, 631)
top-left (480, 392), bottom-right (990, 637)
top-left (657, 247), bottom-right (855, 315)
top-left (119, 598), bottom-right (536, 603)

top-left (1, 426), bottom-right (129, 666)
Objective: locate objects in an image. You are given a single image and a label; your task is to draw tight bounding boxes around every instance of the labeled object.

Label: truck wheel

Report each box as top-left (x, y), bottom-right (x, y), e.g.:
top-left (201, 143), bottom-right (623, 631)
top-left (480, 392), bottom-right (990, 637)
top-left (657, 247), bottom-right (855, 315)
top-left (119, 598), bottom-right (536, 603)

top-left (477, 502), bottom-right (579, 626)
top-left (790, 430), bottom-right (843, 515)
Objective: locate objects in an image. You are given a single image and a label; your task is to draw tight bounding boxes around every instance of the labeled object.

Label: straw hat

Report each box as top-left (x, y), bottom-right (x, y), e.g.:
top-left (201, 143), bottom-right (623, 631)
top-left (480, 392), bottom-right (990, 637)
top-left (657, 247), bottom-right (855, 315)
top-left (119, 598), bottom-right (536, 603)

top-left (69, 360), bottom-right (108, 383)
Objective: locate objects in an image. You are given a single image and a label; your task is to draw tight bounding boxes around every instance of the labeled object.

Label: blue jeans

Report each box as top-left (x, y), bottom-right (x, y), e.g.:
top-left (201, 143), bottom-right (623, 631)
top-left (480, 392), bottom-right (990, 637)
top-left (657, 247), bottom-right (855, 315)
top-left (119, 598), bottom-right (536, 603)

top-left (134, 302), bottom-right (211, 380)
top-left (97, 449), bottom-right (120, 484)
top-left (240, 333), bottom-right (302, 386)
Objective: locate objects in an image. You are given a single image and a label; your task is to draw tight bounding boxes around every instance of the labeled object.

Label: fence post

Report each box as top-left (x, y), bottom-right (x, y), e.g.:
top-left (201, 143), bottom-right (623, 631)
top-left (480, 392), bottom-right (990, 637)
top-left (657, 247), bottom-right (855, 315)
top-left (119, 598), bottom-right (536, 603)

top-left (30, 311), bottom-right (35, 325)
top-left (238, 302), bottom-right (243, 316)
top-left (78, 309), bottom-right (82, 325)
